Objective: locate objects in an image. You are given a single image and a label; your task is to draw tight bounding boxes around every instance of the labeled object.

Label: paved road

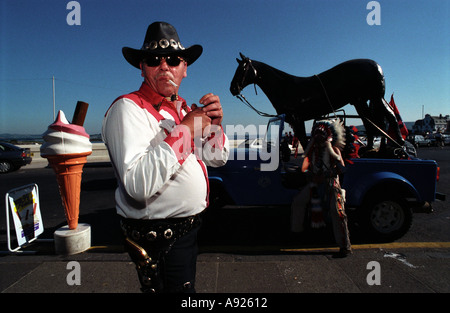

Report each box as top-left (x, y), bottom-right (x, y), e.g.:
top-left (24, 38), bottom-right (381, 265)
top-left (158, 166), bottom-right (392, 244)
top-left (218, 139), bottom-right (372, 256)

top-left (0, 146), bottom-right (448, 294)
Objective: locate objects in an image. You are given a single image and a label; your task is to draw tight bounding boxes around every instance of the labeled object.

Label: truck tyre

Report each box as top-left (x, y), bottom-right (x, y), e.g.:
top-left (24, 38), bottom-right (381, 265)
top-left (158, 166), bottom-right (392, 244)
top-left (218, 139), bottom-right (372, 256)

top-left (360, 195), bottom-right (413, 242)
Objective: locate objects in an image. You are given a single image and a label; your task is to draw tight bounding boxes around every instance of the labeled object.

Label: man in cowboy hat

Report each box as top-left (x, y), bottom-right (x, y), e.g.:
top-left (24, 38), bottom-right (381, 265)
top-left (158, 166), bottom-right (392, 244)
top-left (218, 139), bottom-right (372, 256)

top-left (102, 22), bottom-right (229, 293)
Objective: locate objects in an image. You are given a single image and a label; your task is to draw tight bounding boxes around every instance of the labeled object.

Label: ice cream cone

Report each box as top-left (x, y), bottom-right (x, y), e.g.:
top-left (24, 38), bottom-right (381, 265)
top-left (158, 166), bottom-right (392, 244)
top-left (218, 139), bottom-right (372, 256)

top-left (44, 152), bottom-right (92, 230)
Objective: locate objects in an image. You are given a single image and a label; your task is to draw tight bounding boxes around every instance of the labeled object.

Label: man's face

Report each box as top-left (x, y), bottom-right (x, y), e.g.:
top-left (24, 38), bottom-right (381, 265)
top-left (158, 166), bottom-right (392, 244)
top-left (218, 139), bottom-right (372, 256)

top-left (140, 55), bottom-right (187, 97)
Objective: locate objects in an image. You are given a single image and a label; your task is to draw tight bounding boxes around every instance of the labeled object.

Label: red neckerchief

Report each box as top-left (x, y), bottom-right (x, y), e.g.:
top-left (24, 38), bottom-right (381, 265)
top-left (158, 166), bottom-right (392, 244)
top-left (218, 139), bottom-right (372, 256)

top-left (136, 83), bottom-right (189, 123)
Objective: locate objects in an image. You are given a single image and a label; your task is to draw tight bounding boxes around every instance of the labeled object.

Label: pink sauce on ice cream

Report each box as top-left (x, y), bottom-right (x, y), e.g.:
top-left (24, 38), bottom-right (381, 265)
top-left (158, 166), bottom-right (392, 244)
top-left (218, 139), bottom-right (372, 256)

top-left (48, 113), bottom-right (89, 137)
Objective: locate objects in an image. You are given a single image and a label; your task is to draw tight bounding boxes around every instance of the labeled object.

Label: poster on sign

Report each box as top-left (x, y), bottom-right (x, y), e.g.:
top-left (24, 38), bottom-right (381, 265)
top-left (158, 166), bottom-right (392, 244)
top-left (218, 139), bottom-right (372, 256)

top-left (6, 184), bottom-right (44, 248)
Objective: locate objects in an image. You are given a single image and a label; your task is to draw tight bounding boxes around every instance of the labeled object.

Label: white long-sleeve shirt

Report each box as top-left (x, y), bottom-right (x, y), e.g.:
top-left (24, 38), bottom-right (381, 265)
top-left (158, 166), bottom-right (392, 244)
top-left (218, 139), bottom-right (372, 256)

top-left (102, 83), bottom-right (229, 220)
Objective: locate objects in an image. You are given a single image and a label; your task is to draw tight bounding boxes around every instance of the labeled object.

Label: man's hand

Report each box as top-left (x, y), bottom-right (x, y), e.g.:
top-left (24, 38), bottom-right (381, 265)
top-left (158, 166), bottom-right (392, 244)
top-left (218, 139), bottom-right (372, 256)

top-left (180, 106), bottom-right (211, 139)
top-left (198, 93), bottom-right (223, 126)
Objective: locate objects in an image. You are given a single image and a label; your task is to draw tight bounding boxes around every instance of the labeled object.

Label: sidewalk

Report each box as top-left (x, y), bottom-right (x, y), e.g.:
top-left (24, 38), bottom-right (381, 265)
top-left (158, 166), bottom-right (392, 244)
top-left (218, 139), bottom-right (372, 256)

top-left (2, 240), bottom-right (450, 293)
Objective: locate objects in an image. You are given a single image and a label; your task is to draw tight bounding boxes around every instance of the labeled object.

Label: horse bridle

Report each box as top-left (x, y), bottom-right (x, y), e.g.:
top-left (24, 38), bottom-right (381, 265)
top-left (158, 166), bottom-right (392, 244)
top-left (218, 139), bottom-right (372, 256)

top-left (238, 58), bottom-right (258, 91)
top-left (235, 58), bottom-right (277, 117)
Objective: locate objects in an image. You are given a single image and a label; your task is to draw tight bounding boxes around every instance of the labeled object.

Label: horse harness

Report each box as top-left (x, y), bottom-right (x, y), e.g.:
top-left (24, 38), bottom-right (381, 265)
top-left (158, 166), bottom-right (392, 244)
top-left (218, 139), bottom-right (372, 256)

top-left (235, 58), bottom-right (277, 118)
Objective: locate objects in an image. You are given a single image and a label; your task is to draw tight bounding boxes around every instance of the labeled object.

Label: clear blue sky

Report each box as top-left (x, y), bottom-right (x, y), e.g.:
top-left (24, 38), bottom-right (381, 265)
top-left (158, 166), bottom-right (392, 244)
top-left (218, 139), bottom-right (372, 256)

top-left (1, 0), bottom-right (448, 135)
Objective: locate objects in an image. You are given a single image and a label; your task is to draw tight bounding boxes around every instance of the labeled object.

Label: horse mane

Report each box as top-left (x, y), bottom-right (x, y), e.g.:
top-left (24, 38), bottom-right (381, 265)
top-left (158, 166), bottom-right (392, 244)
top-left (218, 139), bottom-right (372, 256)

top-left (251, 60), bottom-right (308, 92)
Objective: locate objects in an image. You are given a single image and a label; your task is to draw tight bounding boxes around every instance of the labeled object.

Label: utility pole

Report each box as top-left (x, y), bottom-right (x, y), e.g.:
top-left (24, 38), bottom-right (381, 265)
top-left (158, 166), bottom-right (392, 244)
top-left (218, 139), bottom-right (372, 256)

top-left (52, 76), bottom-right (56, 120)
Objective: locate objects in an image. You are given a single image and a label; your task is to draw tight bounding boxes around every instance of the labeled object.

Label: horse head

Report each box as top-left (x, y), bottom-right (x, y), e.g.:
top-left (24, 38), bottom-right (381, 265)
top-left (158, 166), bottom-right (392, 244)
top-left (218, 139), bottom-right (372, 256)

top-left (230, 53), bottom-right (258, 96)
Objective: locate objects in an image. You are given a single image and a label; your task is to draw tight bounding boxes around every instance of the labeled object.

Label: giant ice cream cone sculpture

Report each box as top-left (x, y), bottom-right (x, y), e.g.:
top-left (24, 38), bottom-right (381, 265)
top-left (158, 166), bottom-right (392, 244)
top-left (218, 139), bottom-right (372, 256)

top-left (41, 109), bottom-right (92, 230)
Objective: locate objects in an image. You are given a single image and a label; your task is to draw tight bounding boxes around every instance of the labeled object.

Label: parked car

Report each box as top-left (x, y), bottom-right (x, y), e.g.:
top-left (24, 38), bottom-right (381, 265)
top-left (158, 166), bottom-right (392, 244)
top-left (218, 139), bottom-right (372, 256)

top-left (359, 136), bottom-right (381, 149)
top-left (434, 133), bottom-right (450, 146)
top-left (410, 135), bottom-right (431, 147)
top-left (0, 142), bottom-right (32, 173)
top-left (442, 134), bottom-right (450, 145)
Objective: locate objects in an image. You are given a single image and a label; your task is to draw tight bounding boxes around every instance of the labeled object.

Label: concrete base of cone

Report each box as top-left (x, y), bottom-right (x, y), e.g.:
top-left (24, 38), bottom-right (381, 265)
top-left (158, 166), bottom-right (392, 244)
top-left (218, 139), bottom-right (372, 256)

top-left (54, 223), bottom-right (91, 255)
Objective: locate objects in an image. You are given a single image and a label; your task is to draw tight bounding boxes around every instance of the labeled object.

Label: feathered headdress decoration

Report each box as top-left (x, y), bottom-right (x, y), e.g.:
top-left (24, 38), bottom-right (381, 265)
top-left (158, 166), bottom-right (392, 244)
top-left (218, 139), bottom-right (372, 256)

top-left (311, 119), bottom-right (346, 151)
top-left (302, 118), bottom-right (346, 173)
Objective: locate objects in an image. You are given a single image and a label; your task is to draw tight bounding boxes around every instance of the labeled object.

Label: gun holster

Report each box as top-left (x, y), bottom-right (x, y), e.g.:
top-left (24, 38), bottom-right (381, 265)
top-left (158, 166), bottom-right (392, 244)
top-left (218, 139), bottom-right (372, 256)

top-left (124, 237), bottom-right (164, 293)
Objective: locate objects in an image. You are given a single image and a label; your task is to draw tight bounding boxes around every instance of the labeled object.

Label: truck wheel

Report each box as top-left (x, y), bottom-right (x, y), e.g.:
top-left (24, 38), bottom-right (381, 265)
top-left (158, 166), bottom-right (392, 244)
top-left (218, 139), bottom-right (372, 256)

top-left (360, 196), bottom-right (412, 242)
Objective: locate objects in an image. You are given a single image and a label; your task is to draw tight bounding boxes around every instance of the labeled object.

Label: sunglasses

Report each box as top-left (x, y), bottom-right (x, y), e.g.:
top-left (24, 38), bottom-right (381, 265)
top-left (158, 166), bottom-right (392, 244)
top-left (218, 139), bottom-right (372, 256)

top-left (144, 56), bottom-right (185, 67)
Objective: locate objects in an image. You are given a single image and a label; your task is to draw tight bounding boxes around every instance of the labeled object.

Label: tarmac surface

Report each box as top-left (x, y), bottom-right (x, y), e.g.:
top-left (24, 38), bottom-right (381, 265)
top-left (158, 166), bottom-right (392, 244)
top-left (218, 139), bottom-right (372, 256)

top-left (1, 240), bottom-right (450, 294)
top-left (1, 145), bottom-right (449, 299)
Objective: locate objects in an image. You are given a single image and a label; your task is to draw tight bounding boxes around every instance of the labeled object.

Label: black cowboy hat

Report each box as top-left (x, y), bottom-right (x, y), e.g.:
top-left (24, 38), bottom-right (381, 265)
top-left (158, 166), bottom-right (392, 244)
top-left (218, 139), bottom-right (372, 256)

top-left (122, 21), bottom-right (203, 69)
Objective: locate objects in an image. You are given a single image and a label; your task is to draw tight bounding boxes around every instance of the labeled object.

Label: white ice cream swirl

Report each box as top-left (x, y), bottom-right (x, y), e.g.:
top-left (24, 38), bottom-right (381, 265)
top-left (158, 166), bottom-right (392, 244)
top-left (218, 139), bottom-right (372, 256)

top-left (41, 110), bottom-right (92, 156)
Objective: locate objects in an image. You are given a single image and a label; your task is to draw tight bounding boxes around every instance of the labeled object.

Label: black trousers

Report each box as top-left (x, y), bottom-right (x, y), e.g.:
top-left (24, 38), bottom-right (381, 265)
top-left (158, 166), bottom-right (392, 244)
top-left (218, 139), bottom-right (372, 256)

top-left (159, 224), bottom-right (200, 293)
top-left (124, 223), bottom-right (200, 293)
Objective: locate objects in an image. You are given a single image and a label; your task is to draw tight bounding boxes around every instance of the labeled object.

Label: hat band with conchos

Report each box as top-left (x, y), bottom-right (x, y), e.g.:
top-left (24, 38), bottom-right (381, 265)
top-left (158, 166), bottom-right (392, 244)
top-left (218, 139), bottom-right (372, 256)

top-left (143, 39), bottom-right (185, 51)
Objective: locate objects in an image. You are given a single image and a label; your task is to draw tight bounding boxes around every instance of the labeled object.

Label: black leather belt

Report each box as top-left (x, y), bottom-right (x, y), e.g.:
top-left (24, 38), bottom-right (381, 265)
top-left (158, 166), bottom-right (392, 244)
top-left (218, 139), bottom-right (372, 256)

top-left (120, 214), bottom-right (201, 243)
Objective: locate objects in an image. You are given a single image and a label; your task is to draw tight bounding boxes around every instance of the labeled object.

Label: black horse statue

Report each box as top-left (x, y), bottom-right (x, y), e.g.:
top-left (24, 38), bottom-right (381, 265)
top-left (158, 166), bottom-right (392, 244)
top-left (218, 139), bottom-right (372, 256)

top-left (230, 53), bottom-right (404, 150)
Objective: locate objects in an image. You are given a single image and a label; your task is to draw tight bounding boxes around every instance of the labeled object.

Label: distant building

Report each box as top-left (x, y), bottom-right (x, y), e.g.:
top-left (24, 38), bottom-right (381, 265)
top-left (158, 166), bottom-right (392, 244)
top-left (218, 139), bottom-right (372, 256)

top-left (412, 114), bottom-right (449, 134)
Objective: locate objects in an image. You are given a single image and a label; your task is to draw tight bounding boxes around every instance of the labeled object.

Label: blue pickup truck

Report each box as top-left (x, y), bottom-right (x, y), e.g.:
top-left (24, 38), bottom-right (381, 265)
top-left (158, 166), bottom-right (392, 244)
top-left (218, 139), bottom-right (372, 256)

top-left (207, 115), bottom-right (444, 242)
